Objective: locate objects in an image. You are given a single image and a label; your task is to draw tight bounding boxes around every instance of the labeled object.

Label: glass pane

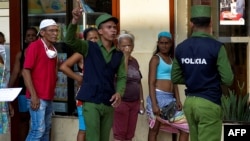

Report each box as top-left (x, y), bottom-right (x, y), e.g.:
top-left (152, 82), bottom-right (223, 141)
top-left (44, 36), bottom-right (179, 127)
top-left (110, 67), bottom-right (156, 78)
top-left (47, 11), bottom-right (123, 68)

top-left (84, 0), bottom-right (112, 14)
top-left (28, 0), bottom-right (67, 24)
top-left (223, 43), bottom-right (247, 95)
top-left (26, 0), bottom-right (72, 114)
top-left (76, 0), bottom-right (112, 38)
top-left (27, 0), bottom-right (67, 42)
top-left (219, 0), bottom-right (249, 36)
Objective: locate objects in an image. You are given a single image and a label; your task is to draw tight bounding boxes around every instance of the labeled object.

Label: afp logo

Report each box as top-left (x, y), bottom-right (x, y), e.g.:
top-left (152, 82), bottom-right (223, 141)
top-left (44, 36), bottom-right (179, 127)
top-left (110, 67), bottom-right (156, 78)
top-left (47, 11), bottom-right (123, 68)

top-left (224, 125), bottom-right (250, 141)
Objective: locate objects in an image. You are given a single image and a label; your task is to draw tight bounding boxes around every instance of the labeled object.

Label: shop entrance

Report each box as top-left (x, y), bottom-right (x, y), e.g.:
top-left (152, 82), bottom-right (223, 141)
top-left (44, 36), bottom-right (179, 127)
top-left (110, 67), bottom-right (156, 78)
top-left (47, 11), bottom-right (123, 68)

top-left (213, 0), bottom-right (250, 95)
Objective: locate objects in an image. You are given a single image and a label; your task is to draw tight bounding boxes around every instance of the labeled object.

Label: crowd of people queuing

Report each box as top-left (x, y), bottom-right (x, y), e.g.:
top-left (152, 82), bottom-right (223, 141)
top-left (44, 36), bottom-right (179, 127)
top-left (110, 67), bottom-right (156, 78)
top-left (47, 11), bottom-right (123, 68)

top-left (0, 3), bottom-right (234, 141)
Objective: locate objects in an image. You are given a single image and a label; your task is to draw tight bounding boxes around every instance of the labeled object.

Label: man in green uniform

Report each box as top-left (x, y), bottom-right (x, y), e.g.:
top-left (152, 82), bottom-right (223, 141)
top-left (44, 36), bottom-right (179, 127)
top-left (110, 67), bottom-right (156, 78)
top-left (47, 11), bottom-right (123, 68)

top-left (171, 5), bottom-right (234, 141)
top-left (64, 5), bottom-right (126, 141)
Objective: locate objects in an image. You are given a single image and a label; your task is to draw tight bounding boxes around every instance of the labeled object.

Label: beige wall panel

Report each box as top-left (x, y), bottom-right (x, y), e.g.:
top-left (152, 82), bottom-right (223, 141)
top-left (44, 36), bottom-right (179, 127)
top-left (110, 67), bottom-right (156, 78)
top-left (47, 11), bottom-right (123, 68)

top-left (0, 17), bottom-right (9, 43)
top-left (120, 0), bottom-right (170, 53)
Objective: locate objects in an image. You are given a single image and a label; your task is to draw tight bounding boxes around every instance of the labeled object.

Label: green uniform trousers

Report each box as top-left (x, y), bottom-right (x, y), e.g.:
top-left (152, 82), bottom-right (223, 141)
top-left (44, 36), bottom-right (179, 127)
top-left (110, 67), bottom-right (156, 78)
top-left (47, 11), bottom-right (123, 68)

top-left (83, 102), bottom-right (114, 141)
top-left (183, 96), bottom-right (222, 141)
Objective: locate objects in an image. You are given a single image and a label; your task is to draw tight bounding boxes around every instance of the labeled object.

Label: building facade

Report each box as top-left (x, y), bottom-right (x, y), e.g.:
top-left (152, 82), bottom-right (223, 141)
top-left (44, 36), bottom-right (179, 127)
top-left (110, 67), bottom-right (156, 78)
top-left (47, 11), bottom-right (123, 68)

top-left (0, 0), bottom-right (249, 141)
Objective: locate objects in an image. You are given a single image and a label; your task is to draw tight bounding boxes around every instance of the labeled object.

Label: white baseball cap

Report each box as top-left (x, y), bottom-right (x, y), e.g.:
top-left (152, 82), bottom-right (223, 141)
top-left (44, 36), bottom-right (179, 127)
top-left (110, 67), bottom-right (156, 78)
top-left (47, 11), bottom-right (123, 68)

top-left (37, 19), bottom-right (57, 35)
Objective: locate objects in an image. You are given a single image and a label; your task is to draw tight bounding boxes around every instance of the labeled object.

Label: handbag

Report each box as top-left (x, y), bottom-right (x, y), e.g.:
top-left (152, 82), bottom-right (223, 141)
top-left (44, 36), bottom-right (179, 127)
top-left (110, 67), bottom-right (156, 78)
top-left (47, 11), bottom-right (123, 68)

top-left (160, 101), bottom-right (177, 123)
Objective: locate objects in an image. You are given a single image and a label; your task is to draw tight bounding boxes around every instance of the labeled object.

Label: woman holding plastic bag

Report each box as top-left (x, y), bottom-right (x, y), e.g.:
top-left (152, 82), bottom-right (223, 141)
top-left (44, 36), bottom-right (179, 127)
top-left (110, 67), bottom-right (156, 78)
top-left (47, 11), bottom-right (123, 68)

top-left (146, 31), bottom-right (189, 141)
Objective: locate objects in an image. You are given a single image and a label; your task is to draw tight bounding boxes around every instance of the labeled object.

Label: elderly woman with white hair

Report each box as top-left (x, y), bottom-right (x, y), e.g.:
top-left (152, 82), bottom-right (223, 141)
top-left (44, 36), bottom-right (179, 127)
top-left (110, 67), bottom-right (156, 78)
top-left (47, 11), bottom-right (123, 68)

top-left (112, 30), bottom-right (145, 141)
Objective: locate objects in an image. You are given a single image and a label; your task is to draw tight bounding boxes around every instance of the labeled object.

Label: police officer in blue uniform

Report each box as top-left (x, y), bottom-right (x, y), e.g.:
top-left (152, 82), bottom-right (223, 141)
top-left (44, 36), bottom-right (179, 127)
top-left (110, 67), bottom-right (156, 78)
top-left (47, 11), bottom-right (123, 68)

top-left (171, 5), bottom-right (234, 141)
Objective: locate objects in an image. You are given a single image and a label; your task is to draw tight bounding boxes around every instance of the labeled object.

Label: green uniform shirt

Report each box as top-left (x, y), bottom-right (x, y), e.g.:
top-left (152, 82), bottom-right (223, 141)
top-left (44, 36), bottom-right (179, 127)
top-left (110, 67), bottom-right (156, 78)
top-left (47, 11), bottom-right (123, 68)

top-left (65, 24), bottom-right (126, 96)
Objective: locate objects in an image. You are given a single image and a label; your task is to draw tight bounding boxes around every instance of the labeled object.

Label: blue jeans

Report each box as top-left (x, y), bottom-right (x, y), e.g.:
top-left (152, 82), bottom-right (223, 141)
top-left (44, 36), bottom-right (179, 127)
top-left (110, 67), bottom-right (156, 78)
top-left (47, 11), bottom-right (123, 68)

top-left (26, 99), bottom-right (53, 141)
top-left (18, 95), bottom-right (29, 112)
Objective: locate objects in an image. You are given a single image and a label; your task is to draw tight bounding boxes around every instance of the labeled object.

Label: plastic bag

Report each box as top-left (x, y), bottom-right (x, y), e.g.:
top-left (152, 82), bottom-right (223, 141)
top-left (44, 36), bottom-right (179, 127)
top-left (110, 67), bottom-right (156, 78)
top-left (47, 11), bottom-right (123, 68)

top-left (160, 101), bottom-right (177, 123)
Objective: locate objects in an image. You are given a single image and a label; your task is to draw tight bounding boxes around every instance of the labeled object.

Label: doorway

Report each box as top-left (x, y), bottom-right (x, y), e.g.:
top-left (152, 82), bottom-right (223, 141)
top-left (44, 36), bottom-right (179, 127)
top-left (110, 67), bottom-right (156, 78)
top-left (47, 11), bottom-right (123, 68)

top-left (212, 0), bottom-right (249, 95)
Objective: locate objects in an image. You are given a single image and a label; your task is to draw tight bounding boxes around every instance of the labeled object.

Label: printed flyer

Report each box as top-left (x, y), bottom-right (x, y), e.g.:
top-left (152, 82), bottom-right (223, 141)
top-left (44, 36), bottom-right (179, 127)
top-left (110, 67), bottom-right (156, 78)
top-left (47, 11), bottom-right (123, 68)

top-left (220, 0), bottom-right (245, 25)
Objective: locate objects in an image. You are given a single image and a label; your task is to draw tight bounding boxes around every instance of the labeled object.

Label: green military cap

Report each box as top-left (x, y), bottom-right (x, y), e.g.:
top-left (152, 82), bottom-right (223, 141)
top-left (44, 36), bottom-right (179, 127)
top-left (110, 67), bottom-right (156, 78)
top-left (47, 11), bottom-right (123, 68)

top-left (95, 14), bottom-right (118, 28)
top-left (191, 5), bottom-right (211, 18)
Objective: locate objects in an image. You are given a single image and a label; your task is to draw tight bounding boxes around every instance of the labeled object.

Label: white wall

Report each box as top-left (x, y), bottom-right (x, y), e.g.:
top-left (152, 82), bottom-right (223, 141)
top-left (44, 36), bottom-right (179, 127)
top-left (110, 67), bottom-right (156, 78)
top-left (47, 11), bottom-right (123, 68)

top-left (120, 0), bottom-right (170, 53)
top-left (0, 1), bottom-right (9, 43)
top-left (174, 0), bottom-right (189, 104)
